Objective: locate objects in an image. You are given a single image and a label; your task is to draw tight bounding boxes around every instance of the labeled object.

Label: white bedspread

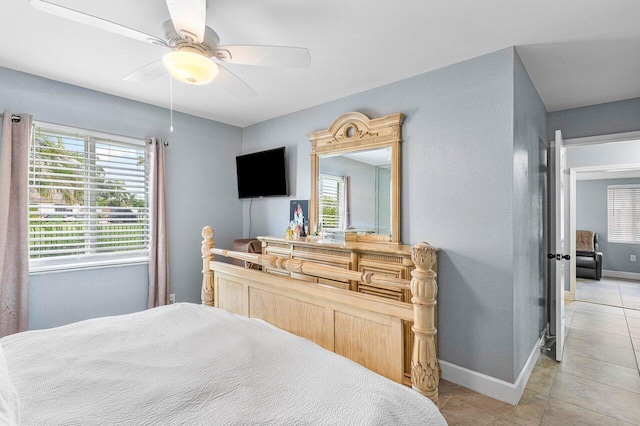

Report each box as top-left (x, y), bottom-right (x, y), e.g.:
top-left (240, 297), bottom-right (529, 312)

top-left (1, 303), bottom-right (446, 426)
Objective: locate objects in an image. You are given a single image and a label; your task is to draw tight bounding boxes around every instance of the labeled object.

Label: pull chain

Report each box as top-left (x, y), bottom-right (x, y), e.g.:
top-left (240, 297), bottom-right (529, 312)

top-left (170, 76), bottom-right (174, 133)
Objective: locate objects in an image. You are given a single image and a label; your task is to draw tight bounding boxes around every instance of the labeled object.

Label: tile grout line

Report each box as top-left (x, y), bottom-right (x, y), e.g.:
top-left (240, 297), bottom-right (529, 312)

top-left (537, 353), bottom-right (563, 426)
top-left (555, 365), bottom-right (640, 396)
top-left (436, 385), bottom-right (457, 411)
top-left (544, 387), bottom-right (639, 425)
top-left (538, 352), bottom-right (561, 425)
top-left (624, 306), bottom-right (640, 374)
top-left (618, 278), bottom-right (640, 374)
top-left (567, 322), bottom-right (630, 338)
top-left (561, 343), bottom-right (639, 371)
top-left (540, 396), bottom-right (638, 426)
top-left (617, 278), bottom-right (626, 313)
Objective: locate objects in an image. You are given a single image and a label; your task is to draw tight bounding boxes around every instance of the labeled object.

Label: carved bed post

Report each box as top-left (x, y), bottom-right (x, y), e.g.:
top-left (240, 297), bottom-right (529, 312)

top-left (201, 226), bottom-right (215, 306)
top-left (410, 242), bottom-right (439, 403)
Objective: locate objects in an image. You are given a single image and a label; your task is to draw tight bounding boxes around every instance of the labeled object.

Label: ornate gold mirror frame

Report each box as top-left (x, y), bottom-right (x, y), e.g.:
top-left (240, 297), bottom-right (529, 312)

top-left (307, 111), bottom-right (404, 244)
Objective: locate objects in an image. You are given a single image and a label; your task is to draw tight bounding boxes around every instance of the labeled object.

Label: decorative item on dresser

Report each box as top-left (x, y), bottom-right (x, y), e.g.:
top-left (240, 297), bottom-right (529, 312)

top-left (202, 226), bottom-right (441, 404)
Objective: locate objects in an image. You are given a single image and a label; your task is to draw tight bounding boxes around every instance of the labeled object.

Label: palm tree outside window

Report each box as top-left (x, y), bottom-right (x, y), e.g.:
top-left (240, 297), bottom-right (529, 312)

top-left (28, 124), bottom-right (149, 270)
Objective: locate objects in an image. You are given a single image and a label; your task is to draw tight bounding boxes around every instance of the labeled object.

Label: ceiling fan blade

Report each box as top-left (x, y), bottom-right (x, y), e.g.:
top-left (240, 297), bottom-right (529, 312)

top-left (214, 45), bottom-right (311, 68)
top-left (214, 63), bottom-right (258, 98)
top-left (123, 60), bottom-right (166, 83)
top-left (165, 0), bottom-right (206, 43)
top-left (29, 0), bottom-right (167, 46)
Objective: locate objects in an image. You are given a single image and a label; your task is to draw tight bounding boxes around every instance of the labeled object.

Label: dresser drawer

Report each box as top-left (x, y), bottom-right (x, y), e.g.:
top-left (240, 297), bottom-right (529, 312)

top-left (357, 284), bottom-right (403, 301)
top-left (265, 268), bottom-right (289, 278)
top-left (357, 261), bottom-right (409, 301)
top-left (292, 245), bottom-right (351, 273)
top-left (289, 273), bottom-right (350, 290)
top-left (264, 246), bottom-right (292, 258)
top-left (317, 277), bottom-right (350, 290)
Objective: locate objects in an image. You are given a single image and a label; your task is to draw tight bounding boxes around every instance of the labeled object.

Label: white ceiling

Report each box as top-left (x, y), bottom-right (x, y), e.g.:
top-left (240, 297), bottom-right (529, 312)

top-left (1, 0), bottom-right (639, 127)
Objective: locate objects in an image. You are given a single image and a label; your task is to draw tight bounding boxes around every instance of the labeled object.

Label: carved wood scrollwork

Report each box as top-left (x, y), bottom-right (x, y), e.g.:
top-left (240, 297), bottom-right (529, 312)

top-left (307, 111), bottom-right (404, 154)
top-left (410, 242), bottom-right (439, 403)
top-left (327, 123), bottom-right (379, 145)
top-left (201, 226), bottom-right (215, 306)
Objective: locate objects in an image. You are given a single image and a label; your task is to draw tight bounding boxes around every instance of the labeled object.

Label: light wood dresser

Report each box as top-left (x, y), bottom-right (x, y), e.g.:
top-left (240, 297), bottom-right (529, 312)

top-left (259, 236), bottom-right (421, 296)
top-left (258, 235), bottom-right (438, 384)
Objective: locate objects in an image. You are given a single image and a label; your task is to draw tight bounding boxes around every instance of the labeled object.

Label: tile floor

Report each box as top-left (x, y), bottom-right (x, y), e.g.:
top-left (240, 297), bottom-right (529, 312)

top-left (576, 277), bottom-right (640, 310)
top-left (439, 295), bottom-right (640, 425)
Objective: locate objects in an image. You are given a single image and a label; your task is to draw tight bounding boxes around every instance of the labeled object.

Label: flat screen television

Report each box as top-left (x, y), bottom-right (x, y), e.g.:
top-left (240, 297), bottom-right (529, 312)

top-left (236, 147), bottom-right (289, 199)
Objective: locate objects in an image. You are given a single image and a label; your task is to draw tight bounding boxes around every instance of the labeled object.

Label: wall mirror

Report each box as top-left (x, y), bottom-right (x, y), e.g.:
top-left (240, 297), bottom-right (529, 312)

top-left (307, 111), bottom-right (404, 244)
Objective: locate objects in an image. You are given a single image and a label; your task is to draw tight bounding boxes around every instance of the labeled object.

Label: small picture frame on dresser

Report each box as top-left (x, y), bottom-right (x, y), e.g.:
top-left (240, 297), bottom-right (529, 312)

top-left (289, 199), bottom-right (309, 236)
top-left (321, 229), bottom-right (346, 245)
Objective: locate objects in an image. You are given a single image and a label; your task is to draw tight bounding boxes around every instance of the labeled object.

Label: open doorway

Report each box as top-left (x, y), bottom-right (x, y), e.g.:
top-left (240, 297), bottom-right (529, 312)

top-left (565, 137), bottom-right (640, 309)
top-left (539, 133), bottom-right (640, 423)
top-left (572, 166), bottom-right (640, 310)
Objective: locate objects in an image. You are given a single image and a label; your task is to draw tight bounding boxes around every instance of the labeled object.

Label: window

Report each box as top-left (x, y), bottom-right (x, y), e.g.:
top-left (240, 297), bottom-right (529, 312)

top-left (318, 173), bottom-right (345, 229)
top-left (29, 124), bottom-right (149, 271)
top-left (607, 184), bottom-right (640, 244)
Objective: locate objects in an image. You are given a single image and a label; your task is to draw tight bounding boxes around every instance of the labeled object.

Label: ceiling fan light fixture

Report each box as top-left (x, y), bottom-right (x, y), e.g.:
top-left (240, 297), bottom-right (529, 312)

top-left (162, 50), bottom-right (218, 85)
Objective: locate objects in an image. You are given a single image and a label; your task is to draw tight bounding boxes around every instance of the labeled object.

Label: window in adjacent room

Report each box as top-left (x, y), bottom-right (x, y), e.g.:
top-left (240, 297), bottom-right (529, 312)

top-left (28, 123), bottom-right (149, 271)
top-left (318, 173), bottom-right (345, 229)
top-left (607, 184), bottom-right (640, 243)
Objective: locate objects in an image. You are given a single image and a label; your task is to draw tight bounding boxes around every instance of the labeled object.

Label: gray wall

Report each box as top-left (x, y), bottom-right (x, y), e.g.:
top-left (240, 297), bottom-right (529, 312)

top-left (576, 178), bottom-right (640, 274)
top-left (512, 52), bottom-right (548, 378)
top-left (0, 66), bottom-right (243, 329)
top-left (29, 265), bottom-right (148, 329)
top-left (549, 97), bottom-right (640, 140)
top-left (242, 47), bottom-right (545, 383)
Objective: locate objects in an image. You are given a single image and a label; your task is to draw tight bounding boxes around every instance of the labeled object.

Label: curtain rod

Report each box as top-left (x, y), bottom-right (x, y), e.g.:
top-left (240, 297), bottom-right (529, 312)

top-left (0, 113), bottom-right (21, 123)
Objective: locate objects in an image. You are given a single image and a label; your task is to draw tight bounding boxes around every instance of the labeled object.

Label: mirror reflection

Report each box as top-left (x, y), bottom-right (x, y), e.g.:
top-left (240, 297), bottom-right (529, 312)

top-left (318, 147), bottom-right (391, 235)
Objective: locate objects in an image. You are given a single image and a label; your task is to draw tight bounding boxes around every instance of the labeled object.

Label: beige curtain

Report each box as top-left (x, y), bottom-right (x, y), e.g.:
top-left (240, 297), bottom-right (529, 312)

top-left (147, 138), bottom-right (169, 308)
top-left (0, 112), bottom-right (32, 337)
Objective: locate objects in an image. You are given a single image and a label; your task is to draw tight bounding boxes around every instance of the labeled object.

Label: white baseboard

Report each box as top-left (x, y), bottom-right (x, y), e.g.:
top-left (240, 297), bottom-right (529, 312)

top-left (439, 334), bottom-right (544, 405)
top-left (602, 270), bottom-right (640, 281)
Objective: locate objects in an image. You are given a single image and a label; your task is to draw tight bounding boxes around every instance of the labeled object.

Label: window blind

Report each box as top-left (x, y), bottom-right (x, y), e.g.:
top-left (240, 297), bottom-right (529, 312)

top-left (319, 174), bottom-right (345, 229)
top-left (29, 125), bottom-right (149, 269)
top-left (607, 184), bottom-right (640, 243)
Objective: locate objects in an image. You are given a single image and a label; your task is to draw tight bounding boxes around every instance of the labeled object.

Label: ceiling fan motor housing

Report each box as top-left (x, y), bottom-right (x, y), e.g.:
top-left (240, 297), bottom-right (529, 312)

top-left (162, 19), bottom-right (220, 57)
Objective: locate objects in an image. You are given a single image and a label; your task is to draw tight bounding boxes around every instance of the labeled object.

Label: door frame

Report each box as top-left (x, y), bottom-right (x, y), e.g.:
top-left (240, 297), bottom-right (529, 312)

top-left (567, 162), bottom-right (640, 297)
top-left (552, 129), bottom-right (640, 302)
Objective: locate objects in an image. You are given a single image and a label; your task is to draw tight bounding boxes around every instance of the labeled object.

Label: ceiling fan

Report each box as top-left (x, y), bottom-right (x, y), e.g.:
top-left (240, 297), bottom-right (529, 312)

top-left (29, 0), bottom-right (311, 98)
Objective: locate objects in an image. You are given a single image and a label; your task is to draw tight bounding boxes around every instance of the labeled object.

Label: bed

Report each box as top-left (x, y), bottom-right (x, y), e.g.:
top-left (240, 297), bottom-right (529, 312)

top-left (0, 226), bottom-right (445, 425)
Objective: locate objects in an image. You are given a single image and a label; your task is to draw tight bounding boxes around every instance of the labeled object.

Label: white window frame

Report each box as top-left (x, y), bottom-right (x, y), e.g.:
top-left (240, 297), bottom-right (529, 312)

top-left (607, 184), bottom-right (640, 244)
top-left (318, 173), bottom-right (345, 230)
top-left (29, 122), bottom-right (150, 272)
